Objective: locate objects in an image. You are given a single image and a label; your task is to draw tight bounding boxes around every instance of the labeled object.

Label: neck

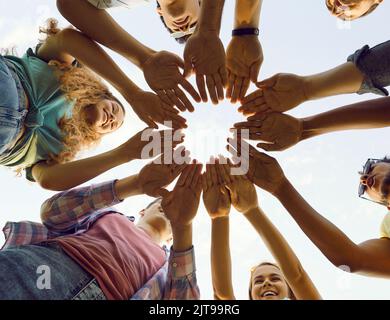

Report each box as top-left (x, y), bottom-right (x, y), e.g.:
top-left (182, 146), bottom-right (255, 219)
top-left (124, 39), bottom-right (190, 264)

top-left (136, 222), bottom-right (163, 246)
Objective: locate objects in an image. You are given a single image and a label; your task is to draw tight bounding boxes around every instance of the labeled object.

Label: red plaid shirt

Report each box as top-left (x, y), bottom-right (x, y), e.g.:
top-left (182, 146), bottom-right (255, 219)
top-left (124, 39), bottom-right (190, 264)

top-left (1, 181), bottom-right (199, 300)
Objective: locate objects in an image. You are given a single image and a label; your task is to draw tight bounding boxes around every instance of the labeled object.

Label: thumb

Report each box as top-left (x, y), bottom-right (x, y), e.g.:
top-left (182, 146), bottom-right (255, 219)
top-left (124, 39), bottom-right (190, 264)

top-left (155, 188), bottom-right (170, 198)
top-left (256, 74), bottom-right (279, 89)
top-left (256, 143), bottom-right (280, 152)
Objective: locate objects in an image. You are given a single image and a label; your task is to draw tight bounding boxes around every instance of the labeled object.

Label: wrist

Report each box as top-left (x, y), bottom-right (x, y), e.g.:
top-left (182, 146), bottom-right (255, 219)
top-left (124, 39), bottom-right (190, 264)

top-left (272, 177), bottom-right (290, 199)
top-left (136, 47), bottom-right (156, 71)
top-left (242, 205), bottom-right (260, 216)
top-left (114, 174), bottom-right (142, 200)
top-left (232, 28), bottom-right (259, 37)
top-left (172, 223), bottom-right (192, 252)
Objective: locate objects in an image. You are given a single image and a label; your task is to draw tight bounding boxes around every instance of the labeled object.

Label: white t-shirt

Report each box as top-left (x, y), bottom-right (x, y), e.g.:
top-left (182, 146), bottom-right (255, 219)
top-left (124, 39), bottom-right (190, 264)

top-left (380, 213), bottom-right (390, 238)
top-left (87, 0), bottom-right (151, 10)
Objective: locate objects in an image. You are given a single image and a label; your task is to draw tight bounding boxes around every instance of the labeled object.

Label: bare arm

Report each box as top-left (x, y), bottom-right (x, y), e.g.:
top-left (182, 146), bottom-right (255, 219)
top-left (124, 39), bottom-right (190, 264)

top-left (301, 96), bottom-right (390, 141)
top-left (211, 217), bottom-right (235, 300)
top-left (245, 207), bottom-right (321, 300)
top-left (234, 0), bottom-right (262, 28)
top-left (56, 0), bottom-right (154, 68)
top-left (274, 178), bottom-right (390, 278)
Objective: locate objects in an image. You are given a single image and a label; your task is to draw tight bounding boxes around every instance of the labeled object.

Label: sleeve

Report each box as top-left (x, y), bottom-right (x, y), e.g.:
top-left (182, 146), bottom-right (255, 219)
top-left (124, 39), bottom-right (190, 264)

top-left (40, 180), bottom-right (122, 233)
top-left (163, 246), bottom-right (200, 300)
top-left (347, 41), bottom-right (390, 96)
top-left (380, 213), bottom-right (390, 239)
top-left (86, 0), bottom-right (125, 9)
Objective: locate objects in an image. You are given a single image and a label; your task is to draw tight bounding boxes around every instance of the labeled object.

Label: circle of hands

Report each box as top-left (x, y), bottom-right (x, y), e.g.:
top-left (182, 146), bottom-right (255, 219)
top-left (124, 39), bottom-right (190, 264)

top-left (132, 31), bottom-right (305, 224)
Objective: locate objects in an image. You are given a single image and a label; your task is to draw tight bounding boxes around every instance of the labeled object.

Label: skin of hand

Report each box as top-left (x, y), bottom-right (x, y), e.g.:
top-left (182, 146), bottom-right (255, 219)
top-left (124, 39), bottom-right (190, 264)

top-left (183, 31), bottom-right (228, 104)
top-left (202, 159), bottom-right (232, 220)
top-left (142, 50), bottom-right (201, 112)
top-left (226, 36), bottom-right (264, 103)
top-left (162, 162), bottom-right (203, 228)
top-left (238, 73), bottom-right (308, 115)
top-left (227, 138), bottom-right (286, 195)
top-left (124, 90), bottom-right (187, 129)
top-left (234, 112), bottom-right (303, 151)
top-left (137, 146), bottom-right (189, 198)
top-left (116, 128), bottom-right (185, 162)
top-left (216, 157), bottom-right (259, 214)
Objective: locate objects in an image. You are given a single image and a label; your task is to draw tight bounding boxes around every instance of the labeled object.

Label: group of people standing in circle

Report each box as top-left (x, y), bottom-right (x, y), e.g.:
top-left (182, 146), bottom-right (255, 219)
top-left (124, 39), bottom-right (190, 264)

top-left (0, 0), bottom-right (389, 300)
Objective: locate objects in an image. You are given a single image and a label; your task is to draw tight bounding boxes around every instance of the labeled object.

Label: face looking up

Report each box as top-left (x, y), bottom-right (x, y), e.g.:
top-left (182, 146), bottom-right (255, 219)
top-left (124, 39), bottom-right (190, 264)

top-left (250, 264), bottom-right (291, 300)
top-left (139, 199), bottom-right (173, 243)
top-left (360, 161), bottom-right (390, 208)
top-left (326, 0), bottom-right (382, 20)
top-left (84, 99), bottom-right (125, 135)
top-left (157, 0), bottom-right (200, 34)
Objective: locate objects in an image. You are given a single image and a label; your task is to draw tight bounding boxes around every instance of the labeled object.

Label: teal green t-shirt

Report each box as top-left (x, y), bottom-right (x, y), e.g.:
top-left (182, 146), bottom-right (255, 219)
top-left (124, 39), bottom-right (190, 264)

top-left (0, 48), bottom-right (74, 181)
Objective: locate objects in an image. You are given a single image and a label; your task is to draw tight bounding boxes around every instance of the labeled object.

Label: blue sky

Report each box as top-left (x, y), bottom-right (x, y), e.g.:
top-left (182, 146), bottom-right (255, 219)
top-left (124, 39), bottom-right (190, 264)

top-left (1, 0), bottom-right (390, 299)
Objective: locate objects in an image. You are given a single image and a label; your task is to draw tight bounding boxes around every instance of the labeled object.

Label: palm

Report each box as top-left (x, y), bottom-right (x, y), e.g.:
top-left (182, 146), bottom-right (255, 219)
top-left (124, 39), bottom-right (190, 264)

top-left (184, 33), bottom-right (225, 75)
top-left (203, 186), bottom-right (231, 219)
top-left (226, 37), bottom-right (263, 79)
top-left (143, 51), bottom-right (185, 90)
top-left (227, 179), bottom-right (257, 214)
top-left (262, 74), bottom-right (307, 112)
top-left (139, 165), bottom-right (175, 197)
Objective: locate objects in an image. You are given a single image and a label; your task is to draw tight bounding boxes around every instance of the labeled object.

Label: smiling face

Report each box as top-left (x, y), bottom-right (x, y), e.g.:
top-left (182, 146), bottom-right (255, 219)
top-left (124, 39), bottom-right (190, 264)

top-left (83, 99), bottom-right (125, 135)
top-left (360, 162), bottom-right (390, 207)
top-left (156, 0), bottom-right (200, 34)
top-left (250, 264), bottom-right (290, 300)
top-left (325, 0), bottom-right (382, 20)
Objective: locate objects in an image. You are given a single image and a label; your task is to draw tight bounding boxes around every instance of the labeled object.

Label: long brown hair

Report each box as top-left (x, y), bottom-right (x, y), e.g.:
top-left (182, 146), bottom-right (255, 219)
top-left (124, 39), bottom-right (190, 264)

top-left (39, 19), bottom-right (123, 164)
top-left (248, 262), bottom-right (297, 300)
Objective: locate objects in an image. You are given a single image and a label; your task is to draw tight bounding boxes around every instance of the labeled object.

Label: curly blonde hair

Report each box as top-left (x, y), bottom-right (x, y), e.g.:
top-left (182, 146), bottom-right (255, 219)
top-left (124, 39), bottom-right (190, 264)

top-left (39, 19), bottom-right (123, 164)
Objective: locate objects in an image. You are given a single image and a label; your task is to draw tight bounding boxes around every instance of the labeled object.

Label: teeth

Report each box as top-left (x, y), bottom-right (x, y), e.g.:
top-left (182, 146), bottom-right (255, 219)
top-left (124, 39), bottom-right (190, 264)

top-left (263, 291), bottom-right (276, 297)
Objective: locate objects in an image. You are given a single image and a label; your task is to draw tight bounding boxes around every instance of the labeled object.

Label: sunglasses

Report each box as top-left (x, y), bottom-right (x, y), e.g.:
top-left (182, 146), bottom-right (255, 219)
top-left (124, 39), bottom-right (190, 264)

top-left (358, 158), bottom-right (389, 206)
top-left (170, 25), bottom-right (197, 39)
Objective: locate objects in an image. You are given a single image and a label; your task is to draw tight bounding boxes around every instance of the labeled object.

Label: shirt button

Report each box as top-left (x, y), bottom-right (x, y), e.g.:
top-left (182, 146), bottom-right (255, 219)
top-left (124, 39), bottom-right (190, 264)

top-left (172, 263), bottom-right (177, 268)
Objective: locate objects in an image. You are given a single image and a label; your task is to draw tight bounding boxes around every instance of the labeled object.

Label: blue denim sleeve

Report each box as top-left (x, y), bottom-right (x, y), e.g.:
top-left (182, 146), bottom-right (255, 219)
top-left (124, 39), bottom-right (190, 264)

top-left (347, 41), bottom-right (390, 96)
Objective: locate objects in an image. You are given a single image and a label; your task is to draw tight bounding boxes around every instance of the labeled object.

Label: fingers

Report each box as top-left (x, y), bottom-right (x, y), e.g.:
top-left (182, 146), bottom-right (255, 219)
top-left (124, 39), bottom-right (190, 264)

top-left (256, 74), bottom-right (278, 88)
top-left (231, 77), bottom-right (243, 104)
top-left (173, 87), bottom-right (194, 112)
top-left (183, 58), bottom-right (193, 78)
top-left (141, 115), bottom-right (158, 129)
top-left (213, 74), bottom-right (225, 101)
top-left (250, 61), bottom-right (261, 83)
top-left (219, 66), bottom-right (228, 88)
top-left (177, 163), bottom-right (193, 187)
top-left (226, 71), bottom-right (235, 100)
top-left (240, 77), bottom-right (251, 101)
top-left (206, 75), bottom-right (218, 104)
top-left (241, 89), bottom-right (263, 105)
top-left (166, 89), bottom-right (186, 112)
top-left (256, 142), bottom-right (281, 152)
top-left (196, 74), bottom-right (208, 102)
top-left (179, 78), bottom-right (201, 103)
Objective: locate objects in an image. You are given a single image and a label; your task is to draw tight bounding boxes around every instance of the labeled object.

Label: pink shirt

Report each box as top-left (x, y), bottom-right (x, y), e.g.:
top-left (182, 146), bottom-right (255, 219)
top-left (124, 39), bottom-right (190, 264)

top-left (55, 213), bottom-right (166, 300)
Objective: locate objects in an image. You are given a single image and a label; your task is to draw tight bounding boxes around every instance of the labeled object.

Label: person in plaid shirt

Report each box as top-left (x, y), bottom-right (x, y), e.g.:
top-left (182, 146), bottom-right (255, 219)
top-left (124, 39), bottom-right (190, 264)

top-left (0, 154), bottom-right (201, 300)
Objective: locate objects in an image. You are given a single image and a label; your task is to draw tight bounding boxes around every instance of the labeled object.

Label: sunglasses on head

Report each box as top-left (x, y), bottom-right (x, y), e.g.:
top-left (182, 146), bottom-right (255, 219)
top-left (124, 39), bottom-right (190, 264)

top-left (170, 25), bottom-right (197, 39)
top-left (358, 158), bottom-right (389, 207)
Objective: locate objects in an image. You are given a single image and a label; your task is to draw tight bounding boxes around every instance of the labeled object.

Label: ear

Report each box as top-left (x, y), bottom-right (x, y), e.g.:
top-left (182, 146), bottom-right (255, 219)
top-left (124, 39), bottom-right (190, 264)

top-left (156, 6), bottom-right (163, 16)
top-left (139, 209), bottom-right (145, 217)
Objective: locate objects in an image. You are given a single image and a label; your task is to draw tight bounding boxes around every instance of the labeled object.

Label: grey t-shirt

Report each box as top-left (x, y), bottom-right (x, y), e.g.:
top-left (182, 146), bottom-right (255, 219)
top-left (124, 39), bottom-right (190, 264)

top-left (348, 40), bottom-right (390, 96)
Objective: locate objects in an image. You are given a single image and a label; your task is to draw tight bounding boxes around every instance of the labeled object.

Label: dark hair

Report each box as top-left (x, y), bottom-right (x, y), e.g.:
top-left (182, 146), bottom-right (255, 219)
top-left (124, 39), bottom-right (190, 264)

top-left (144, 197), bottom-right (163, 210)
top-left (156, 1), bottom-right (198, 44)
top-left (380, 156), bottom-right (390, 164)
top-left (248, 262), bottom-right (297, 300)
top-left (325, 0), bottom-right (380, 20)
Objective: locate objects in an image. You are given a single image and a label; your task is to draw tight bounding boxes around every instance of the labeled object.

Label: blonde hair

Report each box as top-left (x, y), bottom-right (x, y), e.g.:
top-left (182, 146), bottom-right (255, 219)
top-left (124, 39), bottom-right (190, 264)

top-left (39, 19), bottom-right (122, 164)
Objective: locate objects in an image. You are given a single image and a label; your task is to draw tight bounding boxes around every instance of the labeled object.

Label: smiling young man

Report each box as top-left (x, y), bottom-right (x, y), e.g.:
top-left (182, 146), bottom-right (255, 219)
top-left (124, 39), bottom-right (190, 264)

top-left (227, 139), bottom-right (390, 280)
top-left (0, 158), bottom-right (203, 300)
top-left (325, 0), bottom-right (383, 21)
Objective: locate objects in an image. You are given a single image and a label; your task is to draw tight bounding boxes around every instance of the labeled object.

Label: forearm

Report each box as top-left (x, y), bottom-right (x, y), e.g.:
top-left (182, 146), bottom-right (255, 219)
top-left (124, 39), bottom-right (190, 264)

top-left (114, 174), bottom-right (142, 201)
top-left (198, 0), bottom-right (225, 34)
top-left (57, 0), bottom-right (154, 68)
top-left (58, 28), bottom-right (140, 96)
top-left (244, 206), bottom-right (305, 282)
top-left (33, 147), bottom-right (129, 191)
top-left (274, 179), bottom-right (359, 269)
top-left (172, 224), bottom-right (193, 253)
top-left (301, 96), bottom-right (390, 141)
top-left (304, 62), bottom-right (364, 100)
top-left (234, 0), bottom-right (262, 28)
top-left (211, 217), bottom-right (235, 300)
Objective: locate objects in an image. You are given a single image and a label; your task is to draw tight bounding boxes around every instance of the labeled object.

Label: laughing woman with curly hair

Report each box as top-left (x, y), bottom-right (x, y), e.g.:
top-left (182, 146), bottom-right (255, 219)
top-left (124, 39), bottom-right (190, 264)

top-left (0, 19), bottom-right (183, 191)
